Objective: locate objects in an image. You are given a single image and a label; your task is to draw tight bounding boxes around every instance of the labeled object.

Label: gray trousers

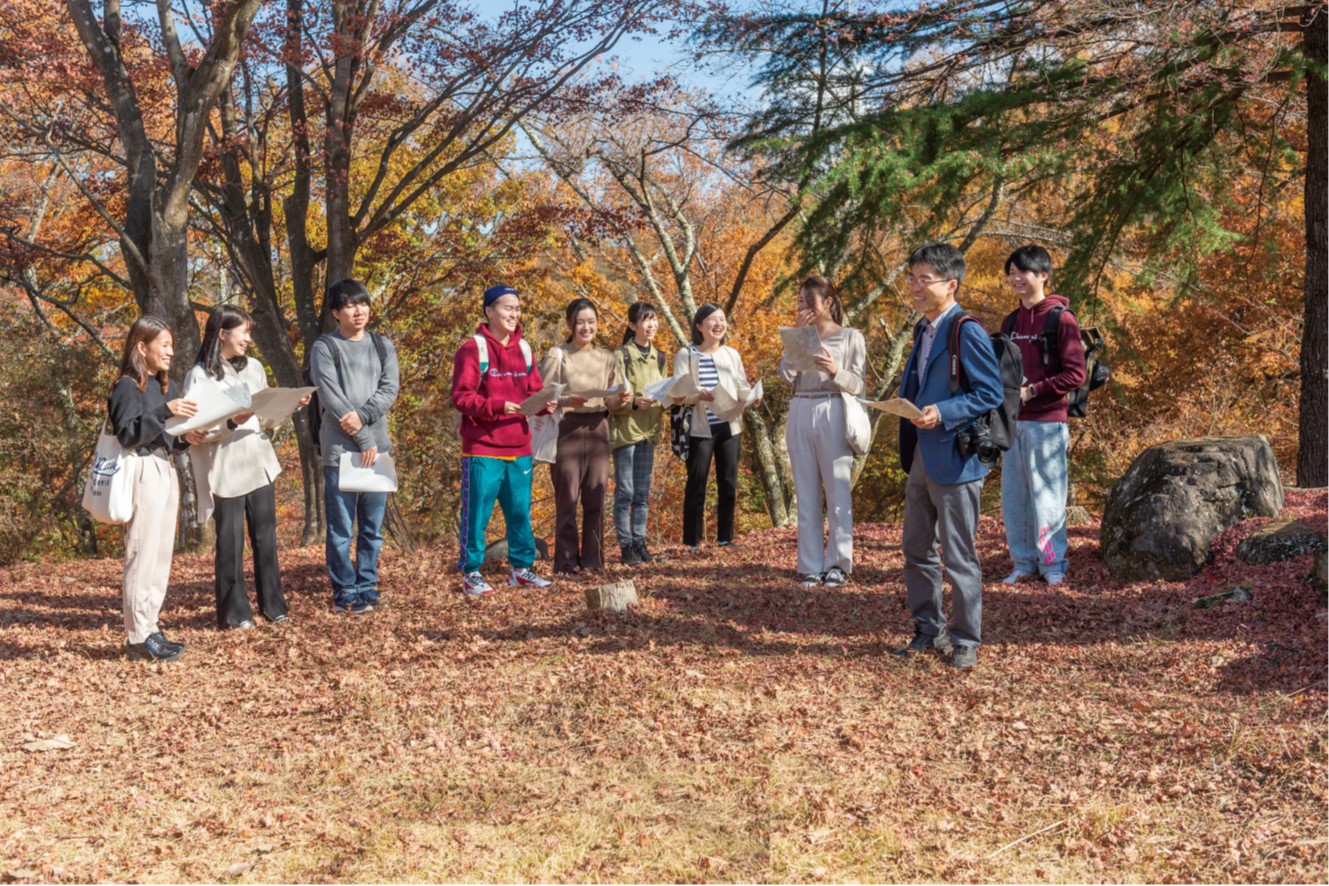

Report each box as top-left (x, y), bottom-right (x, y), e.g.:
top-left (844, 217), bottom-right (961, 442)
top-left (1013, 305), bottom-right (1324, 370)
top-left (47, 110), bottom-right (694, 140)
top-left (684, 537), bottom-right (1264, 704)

top-left (902, 454), bottom-right (985, 648)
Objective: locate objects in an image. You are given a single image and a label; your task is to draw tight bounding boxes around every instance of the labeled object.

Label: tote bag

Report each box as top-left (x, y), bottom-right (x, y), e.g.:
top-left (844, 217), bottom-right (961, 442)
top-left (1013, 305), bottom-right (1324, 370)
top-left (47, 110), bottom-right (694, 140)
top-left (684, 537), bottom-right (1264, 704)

top-left (842, 392), bottom-right (873, 457)
top-left (531, 347), bottom-right (564, 465)
top-left (81, 427), bottom-right (137, 524)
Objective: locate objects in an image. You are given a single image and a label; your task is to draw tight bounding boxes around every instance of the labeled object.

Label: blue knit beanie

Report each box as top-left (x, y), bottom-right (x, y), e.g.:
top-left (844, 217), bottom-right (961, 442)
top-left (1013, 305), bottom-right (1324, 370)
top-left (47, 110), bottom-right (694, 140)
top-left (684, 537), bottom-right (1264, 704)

top-left (483, 284), bottom-right (518, 308)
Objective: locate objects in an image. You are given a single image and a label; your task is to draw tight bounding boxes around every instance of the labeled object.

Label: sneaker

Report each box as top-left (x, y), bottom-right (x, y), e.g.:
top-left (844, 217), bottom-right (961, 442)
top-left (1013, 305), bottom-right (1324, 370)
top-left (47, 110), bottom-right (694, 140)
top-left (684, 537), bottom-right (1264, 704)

top-left (268, 613), bottom-right (291, 625)
top-left (1044, 572), bottom-right (1066, 587)
top-left (225, 619), bottom-right (256, 631)
top-left (332, 597), bottom-right (374, 613)
top-left (891, 629), bottom-right (953, 659)
top-left (150, 631), bottom-right (185, 653)
top-left (1002, 568), bottom-right (1035, 585)
top-left (461, 572), bottom-right (495, 597)
top-left (823, 567), bottom-right (848, 588)
top-left (799, 573), bottom-right (823, 588)
top-left (952, 645), bottom-right (978, 669)
top-left (126, 633), bottom-right (183, 663)
top-left (620, 543), bottom-right (643, 567)
top-left (634, 539), bottom-right (655, 564)
top-left (510, 567), bottom-right (551, 589)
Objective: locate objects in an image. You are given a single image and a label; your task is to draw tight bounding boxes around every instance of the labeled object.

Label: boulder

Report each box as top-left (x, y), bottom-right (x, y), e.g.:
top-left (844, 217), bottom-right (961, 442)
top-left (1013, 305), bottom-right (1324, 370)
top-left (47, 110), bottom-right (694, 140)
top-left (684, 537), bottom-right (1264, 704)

top-left (1237, 519), bottom-right (1327, 565)
top-left (1101, 436), bottom-right (1282, 582)
top-left (484, 536), bottom-right (551, 564)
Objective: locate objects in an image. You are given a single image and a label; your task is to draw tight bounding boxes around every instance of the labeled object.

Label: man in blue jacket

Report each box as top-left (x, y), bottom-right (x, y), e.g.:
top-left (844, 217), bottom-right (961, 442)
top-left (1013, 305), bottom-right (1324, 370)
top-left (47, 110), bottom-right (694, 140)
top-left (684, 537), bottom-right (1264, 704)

top-left (893, 243), bottom-right (1004, 669)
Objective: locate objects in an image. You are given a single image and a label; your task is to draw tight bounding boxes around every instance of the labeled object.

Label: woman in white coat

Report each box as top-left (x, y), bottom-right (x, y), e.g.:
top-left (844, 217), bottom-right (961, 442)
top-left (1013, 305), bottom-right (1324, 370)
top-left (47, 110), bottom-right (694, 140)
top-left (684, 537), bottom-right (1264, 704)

top-left (778, 276), bottom-right (866, 588)
top-left (184, 305), bottom-right (309, 629)
top-left (674, 304), bottom-right (754, 552)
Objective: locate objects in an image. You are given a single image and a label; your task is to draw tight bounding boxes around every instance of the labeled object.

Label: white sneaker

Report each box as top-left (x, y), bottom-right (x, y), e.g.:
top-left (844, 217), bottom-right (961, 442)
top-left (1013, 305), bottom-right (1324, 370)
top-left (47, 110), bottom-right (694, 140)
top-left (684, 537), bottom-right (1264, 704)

top-left (510, 568), bottom-right (551, 588)
top-left (1045, 572), bottom-right (1066, 587)
top-left (1002, 569), bottom-right (1034, 585)
top-left (461, 572), bottom-right (494, 597)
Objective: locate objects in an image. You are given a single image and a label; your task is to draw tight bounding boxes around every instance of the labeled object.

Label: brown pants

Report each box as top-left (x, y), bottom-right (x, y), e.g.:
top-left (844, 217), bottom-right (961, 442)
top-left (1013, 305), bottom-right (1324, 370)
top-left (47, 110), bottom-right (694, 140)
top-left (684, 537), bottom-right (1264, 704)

top-left (550, 412), bottom-right (609, 572)
top-left (123, 453), bottom-right (179, 643)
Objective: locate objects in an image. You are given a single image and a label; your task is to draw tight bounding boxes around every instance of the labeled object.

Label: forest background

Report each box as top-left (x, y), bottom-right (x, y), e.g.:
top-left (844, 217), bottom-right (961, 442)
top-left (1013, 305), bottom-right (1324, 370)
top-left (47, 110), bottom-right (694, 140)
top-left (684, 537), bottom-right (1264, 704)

top-left (0, 0), bottom-right (1323, 565)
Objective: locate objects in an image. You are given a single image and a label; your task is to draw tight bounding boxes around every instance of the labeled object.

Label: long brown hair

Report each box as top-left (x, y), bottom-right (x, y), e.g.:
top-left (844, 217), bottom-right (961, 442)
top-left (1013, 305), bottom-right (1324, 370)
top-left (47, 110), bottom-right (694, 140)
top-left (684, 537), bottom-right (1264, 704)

top-left (117, 316), bottom-right (173, 394)
top-left (800, 275), bottom-right (842, 324)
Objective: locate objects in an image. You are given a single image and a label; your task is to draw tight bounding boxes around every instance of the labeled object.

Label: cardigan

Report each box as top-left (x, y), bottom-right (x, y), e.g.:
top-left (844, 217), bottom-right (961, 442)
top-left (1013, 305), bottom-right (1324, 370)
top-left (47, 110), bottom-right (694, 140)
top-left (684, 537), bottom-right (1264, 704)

top-left (672, 344), bottom-right (752, 439)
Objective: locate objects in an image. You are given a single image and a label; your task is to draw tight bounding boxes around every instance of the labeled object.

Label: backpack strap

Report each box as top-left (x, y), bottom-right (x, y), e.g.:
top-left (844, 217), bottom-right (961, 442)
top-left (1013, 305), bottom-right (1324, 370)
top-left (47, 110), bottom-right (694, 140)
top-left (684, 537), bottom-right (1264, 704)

top-left (1041, 306), bottom-right (1066, 368)
top-left (1001, 310), bottom-right (1017, 336)
top-left (472, 334), bottom-right (489, 375)
top-left (518, 339), bottom-right (533, 372)
top-left (948, 311), bottom-right (979, 395)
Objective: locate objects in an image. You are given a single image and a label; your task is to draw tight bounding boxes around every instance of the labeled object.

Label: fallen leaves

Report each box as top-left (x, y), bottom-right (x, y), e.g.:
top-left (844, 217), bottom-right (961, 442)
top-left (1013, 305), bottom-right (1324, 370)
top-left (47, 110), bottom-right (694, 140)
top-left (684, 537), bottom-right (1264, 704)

top-left (19, 733), bottom-right (73, 752)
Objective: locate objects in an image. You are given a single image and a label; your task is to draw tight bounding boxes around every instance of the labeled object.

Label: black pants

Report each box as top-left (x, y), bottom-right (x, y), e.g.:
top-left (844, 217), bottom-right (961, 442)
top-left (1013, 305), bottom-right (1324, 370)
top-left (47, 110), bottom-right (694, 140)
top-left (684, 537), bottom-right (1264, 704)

top-left (683, 424), bottom-right (740, 546)
top-left (214, 482), bottom-right (286, 627)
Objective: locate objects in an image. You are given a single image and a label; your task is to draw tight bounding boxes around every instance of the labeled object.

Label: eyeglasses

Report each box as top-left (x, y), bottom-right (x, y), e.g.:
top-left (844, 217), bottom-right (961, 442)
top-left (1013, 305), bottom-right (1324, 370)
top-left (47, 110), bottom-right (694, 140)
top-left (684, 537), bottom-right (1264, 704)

top-left (906, 275), bottom-right (948, 287)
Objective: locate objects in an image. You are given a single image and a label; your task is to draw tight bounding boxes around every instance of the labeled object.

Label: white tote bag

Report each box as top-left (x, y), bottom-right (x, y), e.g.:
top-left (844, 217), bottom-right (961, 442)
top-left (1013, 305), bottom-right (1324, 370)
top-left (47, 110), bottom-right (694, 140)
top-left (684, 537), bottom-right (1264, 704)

top-left (81, 428), bottom-right (138, 524)
top-left (842, 392), bottom-right (873, 457)
top-left (531, 412), bottom-right (562, 464)
top-left (531, 347), bottom-right (564, 465)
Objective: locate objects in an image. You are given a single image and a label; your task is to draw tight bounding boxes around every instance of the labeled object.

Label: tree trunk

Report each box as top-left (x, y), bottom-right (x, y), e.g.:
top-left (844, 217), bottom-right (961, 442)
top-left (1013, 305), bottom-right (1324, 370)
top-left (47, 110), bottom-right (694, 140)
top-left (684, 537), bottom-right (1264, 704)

top-left (1298, 4), bottom-right (1327, 487)
top-left (745, 410), bottom-right (793, 527)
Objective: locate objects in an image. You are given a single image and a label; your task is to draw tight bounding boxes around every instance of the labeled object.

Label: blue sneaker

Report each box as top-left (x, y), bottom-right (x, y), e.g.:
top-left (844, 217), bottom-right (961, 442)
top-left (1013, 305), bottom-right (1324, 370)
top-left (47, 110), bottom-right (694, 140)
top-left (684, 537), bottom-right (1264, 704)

top-left (361, 588), bottom-right (382, 607)
top-left (332, 597), bottom-right (374, 614)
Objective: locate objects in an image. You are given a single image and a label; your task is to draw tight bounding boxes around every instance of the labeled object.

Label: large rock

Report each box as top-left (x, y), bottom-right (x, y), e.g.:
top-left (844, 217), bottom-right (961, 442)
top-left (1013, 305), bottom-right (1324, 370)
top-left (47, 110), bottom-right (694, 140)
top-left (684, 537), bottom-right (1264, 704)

top-left (1101, 436), bottom-right (1283, 581)
top-left (1237, 519), bottom-right (1327, 565)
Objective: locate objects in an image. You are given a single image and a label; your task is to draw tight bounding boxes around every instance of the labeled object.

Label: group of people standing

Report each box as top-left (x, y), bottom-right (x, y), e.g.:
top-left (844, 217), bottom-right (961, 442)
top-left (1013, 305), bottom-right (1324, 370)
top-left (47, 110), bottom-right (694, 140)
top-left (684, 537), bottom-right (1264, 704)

top-left (103, 240), bottom-right (1085, 671)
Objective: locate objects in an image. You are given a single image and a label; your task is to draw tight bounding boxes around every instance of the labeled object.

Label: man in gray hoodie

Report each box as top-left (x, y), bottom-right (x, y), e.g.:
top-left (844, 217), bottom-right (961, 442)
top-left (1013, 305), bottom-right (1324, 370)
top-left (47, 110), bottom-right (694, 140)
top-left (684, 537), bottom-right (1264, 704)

top-left (310, 279), bottom-right (400, 614)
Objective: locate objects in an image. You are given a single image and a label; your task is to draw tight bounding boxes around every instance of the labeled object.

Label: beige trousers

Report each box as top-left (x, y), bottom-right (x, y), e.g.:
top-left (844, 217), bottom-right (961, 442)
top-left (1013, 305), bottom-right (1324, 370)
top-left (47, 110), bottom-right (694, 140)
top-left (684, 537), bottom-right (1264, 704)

top-left (122, 453), bottom-right (179, 644)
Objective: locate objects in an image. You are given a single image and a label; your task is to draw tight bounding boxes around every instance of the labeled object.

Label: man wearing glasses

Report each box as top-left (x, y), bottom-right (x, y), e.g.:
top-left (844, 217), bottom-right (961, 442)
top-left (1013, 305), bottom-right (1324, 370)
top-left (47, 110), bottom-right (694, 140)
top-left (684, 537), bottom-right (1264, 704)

top-left (892, 243), bottom-right (1003, 669)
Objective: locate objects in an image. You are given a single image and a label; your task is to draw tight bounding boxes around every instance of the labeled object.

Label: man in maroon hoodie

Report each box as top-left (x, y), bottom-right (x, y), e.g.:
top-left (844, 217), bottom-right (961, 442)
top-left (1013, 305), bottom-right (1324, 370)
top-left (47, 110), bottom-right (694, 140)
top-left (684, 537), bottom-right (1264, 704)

top-left (451, 285), bottom-right (557, 596)
top-left (999, 246), bottom-right (1087, 587)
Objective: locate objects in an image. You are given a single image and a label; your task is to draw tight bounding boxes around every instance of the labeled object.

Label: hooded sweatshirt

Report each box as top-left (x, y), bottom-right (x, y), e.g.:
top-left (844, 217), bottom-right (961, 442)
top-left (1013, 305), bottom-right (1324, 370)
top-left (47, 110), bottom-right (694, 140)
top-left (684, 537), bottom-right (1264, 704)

top-left (1005, 294), bottom-right (1088, 423)
top-left (451, 323), bottom-right (548, 457)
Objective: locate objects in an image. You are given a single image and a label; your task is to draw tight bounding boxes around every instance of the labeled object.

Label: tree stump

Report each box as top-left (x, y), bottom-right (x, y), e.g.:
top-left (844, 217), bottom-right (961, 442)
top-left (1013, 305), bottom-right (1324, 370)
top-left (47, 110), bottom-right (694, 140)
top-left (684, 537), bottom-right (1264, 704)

top-left (586, 579), bottom-right (638, 612)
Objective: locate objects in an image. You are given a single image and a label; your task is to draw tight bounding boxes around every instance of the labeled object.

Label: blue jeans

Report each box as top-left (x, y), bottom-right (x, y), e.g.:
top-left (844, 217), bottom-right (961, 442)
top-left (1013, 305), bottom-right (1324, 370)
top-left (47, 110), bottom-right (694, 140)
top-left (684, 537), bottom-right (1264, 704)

top-left (612, 441), bottom-right (655, 546)
top-left (324, 465), bottom-right (388, 605)
top-left (1000, 420), bottom-right (1070, 576)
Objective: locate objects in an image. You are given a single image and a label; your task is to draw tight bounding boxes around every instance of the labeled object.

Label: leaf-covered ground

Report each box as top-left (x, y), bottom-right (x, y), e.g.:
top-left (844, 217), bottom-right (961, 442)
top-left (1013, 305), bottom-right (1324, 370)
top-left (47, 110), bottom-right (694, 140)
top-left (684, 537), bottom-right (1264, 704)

top-left (2, 490), bottom-right (1326, 883)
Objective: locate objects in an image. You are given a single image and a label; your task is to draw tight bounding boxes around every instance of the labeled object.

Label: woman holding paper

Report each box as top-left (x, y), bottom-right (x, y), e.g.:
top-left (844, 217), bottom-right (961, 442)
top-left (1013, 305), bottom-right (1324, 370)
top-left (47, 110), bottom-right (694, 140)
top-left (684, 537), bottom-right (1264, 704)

top-left (540, 298), bottom-right (630, 574)
top-left (107, 317), bottom-right (203, 662)
top-left (609, 302), bottom-right (668, 566)
top-left (675, 304), bottom-right (755, 553)
top-left (779, 276), bottom-right (866, 588)
top-left (184, 305), bottom-right (310, 629)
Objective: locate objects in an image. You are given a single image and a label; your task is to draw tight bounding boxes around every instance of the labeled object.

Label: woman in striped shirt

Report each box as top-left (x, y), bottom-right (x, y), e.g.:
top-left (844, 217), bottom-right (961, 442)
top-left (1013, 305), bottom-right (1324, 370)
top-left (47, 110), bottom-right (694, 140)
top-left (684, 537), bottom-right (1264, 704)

top-left (673, 304), bottom-right (755, 552)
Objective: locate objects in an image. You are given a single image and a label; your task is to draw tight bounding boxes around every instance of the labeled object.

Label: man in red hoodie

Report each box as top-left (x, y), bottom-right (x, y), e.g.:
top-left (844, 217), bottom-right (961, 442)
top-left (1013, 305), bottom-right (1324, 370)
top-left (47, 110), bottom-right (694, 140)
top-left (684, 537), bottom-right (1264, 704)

top-left (451, 285), bottom-right (557, 596)
top-left (999, 246), bottom-right (1087, 587)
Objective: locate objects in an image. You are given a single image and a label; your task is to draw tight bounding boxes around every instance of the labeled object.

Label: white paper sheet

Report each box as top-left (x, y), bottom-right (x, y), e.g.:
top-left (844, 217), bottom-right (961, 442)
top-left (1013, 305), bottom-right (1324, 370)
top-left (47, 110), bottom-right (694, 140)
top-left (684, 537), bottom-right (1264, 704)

top-left (338, 451), bottom-right (398, 493)
top-left (250, 386), bottom-right (316, 426)
top-left (641, 374), bottom-right (681, 403)
top-left (519, 383), bottom-right (565, 417)
top-left (857, 396), bottom-right (924, 420)
top-left (779, 326), bottom-right (826, 373)
top-left (569, 383), bottom-right (628, 400)
top-left (165, 376), bottom-right (249, 436)
top-left (709, 380), bottom-right (763, 423)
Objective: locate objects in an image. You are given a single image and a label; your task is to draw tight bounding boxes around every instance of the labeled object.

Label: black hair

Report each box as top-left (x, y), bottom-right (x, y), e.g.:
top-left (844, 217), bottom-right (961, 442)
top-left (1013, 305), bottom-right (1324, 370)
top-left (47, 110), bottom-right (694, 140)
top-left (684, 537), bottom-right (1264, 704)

top-left (326, 279), bottom-right (372, 315)
top-left (690, 303), bottom-right (725, 346)
top-left (564, 298), bottom-right (598, 344)
top-left (799, 275), bottom-right (843, 325)
top-left (621, 301), bottom-right (658, 345)
top-left (907, 242), bottom-right (966, 285)
top-left (1005, 244), bottom-right (1054, 278)
top-left (116, 316), bottom-right (172, 394)
top-left (194, 304), bottom-right (254, 381)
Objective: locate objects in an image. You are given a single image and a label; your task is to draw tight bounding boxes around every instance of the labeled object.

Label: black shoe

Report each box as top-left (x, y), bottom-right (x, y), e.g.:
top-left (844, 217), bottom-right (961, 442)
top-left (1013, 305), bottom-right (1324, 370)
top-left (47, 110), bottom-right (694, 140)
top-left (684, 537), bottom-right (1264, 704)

top-left (823, 567), bottom-right (848, 588)
top-left (952, 646), bottom-right (978, 669)
top-left (150, 631), bottom-right (185, 653)
top-left (620, 543), bottom-right (643, 567)
top-left (127, 632), bottom-right (183, 663)
top-left (634, 539), bottom-right (655, 564)
top-left (891, 629), bottom-right (953, 659)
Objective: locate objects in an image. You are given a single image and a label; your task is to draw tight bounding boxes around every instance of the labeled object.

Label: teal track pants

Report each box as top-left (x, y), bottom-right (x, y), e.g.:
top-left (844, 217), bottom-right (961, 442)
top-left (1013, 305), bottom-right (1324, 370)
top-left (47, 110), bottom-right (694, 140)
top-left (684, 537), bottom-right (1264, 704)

top-left (457, 454), bottom-right (537, 573)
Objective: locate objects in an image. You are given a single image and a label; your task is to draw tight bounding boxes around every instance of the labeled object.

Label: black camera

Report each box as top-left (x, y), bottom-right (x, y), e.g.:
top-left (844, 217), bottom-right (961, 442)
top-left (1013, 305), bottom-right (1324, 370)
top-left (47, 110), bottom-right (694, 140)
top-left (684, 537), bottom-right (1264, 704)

top-left (956, 420), bottom-right (1001, 465)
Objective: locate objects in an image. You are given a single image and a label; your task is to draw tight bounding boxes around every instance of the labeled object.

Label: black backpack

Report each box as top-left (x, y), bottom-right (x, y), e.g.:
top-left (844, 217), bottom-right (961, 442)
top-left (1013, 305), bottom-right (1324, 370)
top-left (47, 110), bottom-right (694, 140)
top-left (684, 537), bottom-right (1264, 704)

top-left (1001, 306), bottom-right (1110, 418)
top-left (302, 332), bottom-right (389, 455)
top-left (940, 312), bottom-right (1023, 452)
